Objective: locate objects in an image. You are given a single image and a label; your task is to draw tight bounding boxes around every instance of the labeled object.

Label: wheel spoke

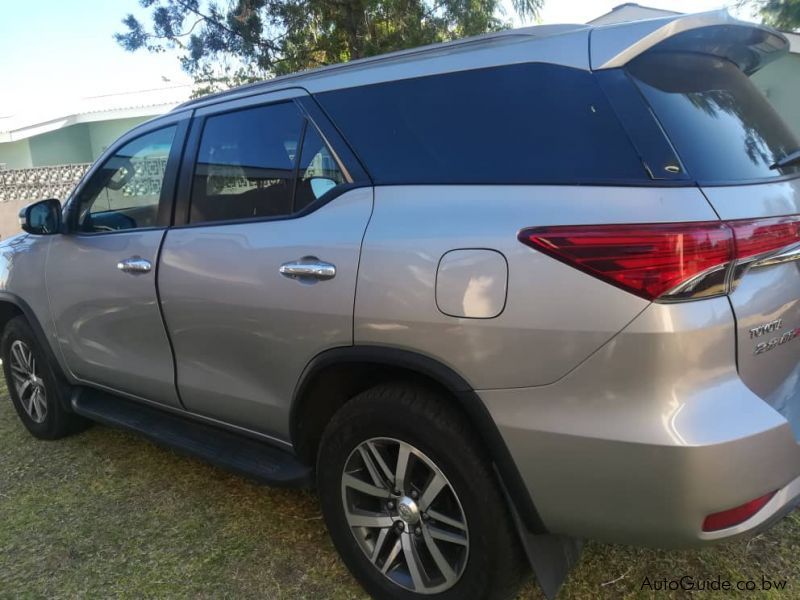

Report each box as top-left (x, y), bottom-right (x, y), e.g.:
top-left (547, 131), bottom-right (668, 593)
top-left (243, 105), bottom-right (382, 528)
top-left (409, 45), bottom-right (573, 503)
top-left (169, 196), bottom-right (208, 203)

top-left (31, 390), bottom-right (43, 421)
top-left (33, 390), bottom-right (47, 422)
top-left (428, 525), bottom-right (468, 546)
top-left (422, 526), bottom-right (457, 584)
top-left (381, 538), bottom-right (402, 574)
top-left (418, 473), bottom-right (446, 510)
top-left (426, 509), bottom-right (467, 531)
top-left (370, 528), bottom-right (390, 563)
top-left (358, 445), bottom-right (386, 489)
top-left (10, 362), bottom-right (28, 376)
top-left (24, 394), bottom-right (35, 416)
top-left (11, 343), bottom-right (28, 372)
top-left (367, 441), bottom-right (395, 485)
top-left (16, 378), bottom-right (32, 399)
top-left (20, 345), bottom-right (32, 371)
top-left (343, 473), bottom-right (390, 498)
top-left (345, 511), bottom-right (394, 529)
top-left (395, 443), bottom-right (411, 492)
top-left (401, 533), bottom-right (425, 591)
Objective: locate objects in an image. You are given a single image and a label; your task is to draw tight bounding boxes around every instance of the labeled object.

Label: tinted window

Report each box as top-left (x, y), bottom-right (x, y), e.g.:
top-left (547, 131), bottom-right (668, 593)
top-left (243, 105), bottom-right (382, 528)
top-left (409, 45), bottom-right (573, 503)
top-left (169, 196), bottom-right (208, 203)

top-left (628, 53), bottom-right (800, 183)
top-left (190, 103), bottom-right (304, 224)
top-left (77, 127), bottom-right (175, 233)
top-left (316, 63), bottom-right (645, 184)
top-left (294, 125), bottom-right (346, 212)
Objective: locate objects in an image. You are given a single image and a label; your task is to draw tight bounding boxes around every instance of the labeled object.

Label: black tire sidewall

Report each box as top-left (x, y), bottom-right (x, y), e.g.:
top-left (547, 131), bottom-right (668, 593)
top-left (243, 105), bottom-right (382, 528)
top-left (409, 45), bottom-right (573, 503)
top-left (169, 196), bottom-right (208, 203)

top-left (318, 386), bottom-right (519, 600)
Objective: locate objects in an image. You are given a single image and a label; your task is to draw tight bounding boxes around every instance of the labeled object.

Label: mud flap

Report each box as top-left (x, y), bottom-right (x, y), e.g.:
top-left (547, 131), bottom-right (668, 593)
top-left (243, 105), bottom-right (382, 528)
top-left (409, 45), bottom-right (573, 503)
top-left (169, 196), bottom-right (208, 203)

top-left (515, 526), bottom-right (583, 599)
top-left (498, 471), bottom-right (583, 599)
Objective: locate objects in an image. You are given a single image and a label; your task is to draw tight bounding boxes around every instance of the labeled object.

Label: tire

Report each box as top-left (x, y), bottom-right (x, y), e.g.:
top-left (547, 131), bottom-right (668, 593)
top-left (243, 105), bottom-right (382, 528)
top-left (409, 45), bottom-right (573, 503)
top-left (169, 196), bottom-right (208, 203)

top-left (1, 316), bottom-right (88, 439)
top-left (317, 382), bottom-right (527, 600)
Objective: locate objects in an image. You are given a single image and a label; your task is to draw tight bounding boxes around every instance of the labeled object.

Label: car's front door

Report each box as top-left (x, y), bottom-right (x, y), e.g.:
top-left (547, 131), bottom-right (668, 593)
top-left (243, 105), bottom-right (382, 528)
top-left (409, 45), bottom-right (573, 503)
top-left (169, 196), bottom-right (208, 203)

top-left (46, 116), bottom-right (188, 407)
top-left (158, 91), bottom-right (372, 441)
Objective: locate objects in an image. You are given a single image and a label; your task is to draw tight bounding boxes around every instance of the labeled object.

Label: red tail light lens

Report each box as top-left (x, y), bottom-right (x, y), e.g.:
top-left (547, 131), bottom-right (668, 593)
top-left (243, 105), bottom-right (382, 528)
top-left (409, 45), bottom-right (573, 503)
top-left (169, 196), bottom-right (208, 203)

top-left (518, 223), bottom-right (733, 301)
top-left (702, 491), bottom-right (776, 532)
top-left (519, 215), bottom-right (800, 302)
top-left (730, 215), bottom-right (800, 260)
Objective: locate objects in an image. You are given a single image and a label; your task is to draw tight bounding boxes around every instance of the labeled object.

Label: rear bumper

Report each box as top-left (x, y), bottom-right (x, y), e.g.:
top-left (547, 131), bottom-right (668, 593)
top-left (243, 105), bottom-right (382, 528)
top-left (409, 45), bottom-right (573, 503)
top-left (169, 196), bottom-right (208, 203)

top-left (480, 298), bottom-right (800, 546)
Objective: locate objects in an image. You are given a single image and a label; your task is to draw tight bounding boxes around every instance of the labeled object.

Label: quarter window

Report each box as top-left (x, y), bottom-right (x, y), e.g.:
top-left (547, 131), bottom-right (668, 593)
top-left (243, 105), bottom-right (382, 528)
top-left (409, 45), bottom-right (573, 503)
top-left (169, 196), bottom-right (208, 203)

top-left (295, 125), bottom-right (346, 211)
top-left (316, 63), bottom-right (646, 185)
top-left (76, 127), bottom-right (176, 233)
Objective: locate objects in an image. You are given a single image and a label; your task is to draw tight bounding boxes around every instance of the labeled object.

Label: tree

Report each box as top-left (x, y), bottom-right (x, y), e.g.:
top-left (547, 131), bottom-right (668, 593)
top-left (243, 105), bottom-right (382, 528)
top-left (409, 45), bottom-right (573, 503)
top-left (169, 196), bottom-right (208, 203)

top-left (116, 0), bottom-right (542, 95)
top-left (739, 0), bottom-right (800, 31)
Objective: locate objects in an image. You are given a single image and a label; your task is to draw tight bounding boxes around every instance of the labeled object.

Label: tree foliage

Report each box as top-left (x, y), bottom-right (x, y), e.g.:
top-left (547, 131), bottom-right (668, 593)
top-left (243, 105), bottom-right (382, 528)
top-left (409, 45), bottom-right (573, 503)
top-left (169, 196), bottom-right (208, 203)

top-left (740, 0), bottom-right (800, 31)
top-left (116, 0), bottom-right (542, 94)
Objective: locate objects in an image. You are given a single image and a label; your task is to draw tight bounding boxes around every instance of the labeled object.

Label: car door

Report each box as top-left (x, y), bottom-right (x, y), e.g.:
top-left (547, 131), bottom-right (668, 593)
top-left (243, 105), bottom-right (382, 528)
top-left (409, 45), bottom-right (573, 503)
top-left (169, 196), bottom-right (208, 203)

top-left (46, 115), bottom-right (189, 408)
top-left (158, 90), bottom-right (372, 441)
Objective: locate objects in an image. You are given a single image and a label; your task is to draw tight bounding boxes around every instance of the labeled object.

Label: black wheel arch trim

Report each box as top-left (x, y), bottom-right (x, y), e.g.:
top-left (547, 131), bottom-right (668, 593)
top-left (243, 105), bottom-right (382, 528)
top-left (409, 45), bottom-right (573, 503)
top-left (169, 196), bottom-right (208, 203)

top-left (291, 345), bottom-right (547, 534)
top-left (0, 291), bottom-right (73, 409)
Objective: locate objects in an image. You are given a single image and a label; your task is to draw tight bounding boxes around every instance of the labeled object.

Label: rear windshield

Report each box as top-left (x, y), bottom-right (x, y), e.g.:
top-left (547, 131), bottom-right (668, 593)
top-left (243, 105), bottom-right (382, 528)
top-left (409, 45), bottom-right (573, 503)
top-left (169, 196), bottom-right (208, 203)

top-left (628, 52), bottom-right (800, 183)
top-left (316, 63), bottom-right (647, 185)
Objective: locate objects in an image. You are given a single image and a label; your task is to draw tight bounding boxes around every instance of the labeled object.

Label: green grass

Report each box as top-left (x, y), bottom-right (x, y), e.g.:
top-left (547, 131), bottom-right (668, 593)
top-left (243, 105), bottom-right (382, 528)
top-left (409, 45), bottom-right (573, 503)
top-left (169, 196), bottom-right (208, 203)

top-left (1, 382), bottom-right (799, 599)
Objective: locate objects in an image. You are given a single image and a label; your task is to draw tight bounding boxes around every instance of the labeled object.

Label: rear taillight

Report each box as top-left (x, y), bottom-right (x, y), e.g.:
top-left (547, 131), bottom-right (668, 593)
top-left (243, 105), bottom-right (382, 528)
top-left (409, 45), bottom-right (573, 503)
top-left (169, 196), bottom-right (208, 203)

top-left (731, 216), bottom-right (800, 260)
top-left (519, 215), bottom-right (800, 302)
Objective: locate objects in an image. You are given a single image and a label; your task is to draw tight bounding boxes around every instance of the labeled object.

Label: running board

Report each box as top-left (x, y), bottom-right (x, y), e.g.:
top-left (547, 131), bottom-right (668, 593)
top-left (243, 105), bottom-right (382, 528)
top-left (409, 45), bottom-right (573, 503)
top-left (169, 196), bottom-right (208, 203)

top-left (71, 387), bottom-right (313, 488)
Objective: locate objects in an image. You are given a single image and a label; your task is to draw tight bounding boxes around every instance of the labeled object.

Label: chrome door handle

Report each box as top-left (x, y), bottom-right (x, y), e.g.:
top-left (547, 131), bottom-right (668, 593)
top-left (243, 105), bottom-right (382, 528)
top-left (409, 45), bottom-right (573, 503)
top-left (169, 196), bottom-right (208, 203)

top-left (117, 257), bottom-right (152, 274)
top-left (279, 257), bottom-right (336, 281)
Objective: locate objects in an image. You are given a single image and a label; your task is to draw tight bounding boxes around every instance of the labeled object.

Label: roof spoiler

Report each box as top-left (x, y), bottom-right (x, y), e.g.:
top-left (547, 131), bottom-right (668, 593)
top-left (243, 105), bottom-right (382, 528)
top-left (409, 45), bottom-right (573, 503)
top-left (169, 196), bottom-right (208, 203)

top-left (591, 10), bottom-right (789, 75)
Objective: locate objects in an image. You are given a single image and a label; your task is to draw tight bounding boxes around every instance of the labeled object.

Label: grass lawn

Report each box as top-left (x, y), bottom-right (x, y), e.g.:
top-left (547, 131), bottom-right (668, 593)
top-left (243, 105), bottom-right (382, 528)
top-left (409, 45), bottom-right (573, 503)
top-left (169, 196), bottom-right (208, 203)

top-left (2, 382), bottom-right (800, 599)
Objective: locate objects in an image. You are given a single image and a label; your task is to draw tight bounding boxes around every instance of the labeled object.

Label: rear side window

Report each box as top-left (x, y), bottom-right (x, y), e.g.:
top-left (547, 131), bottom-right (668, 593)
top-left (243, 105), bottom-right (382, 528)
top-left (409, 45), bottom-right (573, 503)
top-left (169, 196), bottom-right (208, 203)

top-left (316, 63), bottom-right (646, 185)
top-left (628, 53), bottom-right (800, 183)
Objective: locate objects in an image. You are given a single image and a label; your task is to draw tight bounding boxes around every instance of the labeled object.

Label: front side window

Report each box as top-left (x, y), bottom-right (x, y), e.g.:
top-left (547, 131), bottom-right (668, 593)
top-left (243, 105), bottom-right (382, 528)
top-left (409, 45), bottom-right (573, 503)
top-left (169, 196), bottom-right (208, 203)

top-left (628, 53), bottom-right (800, 183)
top-left (76, 127), bottom-right (176, 233)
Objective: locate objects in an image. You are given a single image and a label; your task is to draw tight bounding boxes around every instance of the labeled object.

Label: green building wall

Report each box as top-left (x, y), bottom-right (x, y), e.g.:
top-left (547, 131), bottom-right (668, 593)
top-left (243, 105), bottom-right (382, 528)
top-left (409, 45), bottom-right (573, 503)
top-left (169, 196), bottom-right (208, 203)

top-left (28, 124), bottom-right (94, 166)
top-left (1, 116), bottom-right (152, 170)
top-left (88, 117), bottom-right (152, 158)
top-left (0, 139), bottom-right (32, 170)
top-left (753, 53), bottom-right (800, 138)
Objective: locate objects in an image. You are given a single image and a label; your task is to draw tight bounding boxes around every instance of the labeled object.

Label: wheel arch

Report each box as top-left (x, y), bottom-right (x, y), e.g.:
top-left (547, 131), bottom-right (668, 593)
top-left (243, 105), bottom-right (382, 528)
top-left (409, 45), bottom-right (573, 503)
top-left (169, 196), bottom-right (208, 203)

top-left (0, 292), bottom-right (71, 403)
top-left (290, 345), bottom-right (547, 534)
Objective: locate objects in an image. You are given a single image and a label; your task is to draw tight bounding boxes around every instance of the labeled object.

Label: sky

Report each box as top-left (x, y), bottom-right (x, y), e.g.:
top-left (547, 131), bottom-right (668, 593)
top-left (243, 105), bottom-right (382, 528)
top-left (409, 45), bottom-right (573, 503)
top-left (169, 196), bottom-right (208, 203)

top-left (0, 0), bottom-right (756, 116)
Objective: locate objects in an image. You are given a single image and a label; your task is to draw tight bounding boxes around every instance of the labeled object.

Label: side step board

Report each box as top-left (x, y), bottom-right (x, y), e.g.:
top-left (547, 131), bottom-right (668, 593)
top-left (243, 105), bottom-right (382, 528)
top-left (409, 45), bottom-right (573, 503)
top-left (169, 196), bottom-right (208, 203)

top-left (71, 387), bottom-right (313, 488)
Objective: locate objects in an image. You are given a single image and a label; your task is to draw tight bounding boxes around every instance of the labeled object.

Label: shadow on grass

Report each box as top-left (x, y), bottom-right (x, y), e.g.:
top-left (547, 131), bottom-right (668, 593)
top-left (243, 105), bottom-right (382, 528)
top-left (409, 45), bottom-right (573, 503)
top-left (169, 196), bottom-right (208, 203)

top-left (1, 384), bottom-right (798, 599)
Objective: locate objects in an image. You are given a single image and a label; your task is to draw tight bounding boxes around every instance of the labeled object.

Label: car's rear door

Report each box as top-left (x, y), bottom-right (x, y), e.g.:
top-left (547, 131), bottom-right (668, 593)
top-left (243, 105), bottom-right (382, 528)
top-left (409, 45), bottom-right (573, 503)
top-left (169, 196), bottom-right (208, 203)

top-left (46, 114), bottom-right (189, 408)
top-left (627, 51), bottom-right (800, 431)
top-left (158, 90), bottom-right (372, 442)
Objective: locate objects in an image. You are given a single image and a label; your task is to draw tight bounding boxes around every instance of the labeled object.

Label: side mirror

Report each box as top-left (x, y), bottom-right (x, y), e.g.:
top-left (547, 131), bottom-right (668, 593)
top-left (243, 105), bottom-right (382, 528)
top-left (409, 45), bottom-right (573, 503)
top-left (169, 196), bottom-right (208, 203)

top-left (19, 199), bottom-right (62, 235)
top-left (309, 176), bottom-right (338, 199)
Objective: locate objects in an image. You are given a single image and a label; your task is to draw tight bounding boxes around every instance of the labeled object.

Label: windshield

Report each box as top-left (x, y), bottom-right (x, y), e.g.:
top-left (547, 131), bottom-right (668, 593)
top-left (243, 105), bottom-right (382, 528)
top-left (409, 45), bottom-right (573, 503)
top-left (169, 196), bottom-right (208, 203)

top-left (627, 52), bottom-right (800, 183)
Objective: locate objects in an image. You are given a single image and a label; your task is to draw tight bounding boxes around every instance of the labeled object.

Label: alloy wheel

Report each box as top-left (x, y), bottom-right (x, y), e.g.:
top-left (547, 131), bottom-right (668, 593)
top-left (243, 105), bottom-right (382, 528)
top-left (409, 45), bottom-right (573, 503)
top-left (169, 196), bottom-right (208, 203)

top-left (9, 340), bottom-right (47, 423)
top-left (341, 437), bottom-right (469, 594)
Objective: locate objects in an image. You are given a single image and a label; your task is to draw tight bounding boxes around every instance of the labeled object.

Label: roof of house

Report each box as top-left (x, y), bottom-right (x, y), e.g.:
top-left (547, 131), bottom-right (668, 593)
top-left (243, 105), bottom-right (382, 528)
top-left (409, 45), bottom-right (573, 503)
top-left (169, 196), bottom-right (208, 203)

top-left (0, 84), bottom-right (192, 144)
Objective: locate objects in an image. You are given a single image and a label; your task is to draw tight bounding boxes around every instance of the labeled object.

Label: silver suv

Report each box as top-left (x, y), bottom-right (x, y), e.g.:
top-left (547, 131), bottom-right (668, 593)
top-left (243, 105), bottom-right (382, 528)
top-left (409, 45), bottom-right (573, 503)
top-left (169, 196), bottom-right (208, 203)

top-left (3, 10), bottom-right (800, 600)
